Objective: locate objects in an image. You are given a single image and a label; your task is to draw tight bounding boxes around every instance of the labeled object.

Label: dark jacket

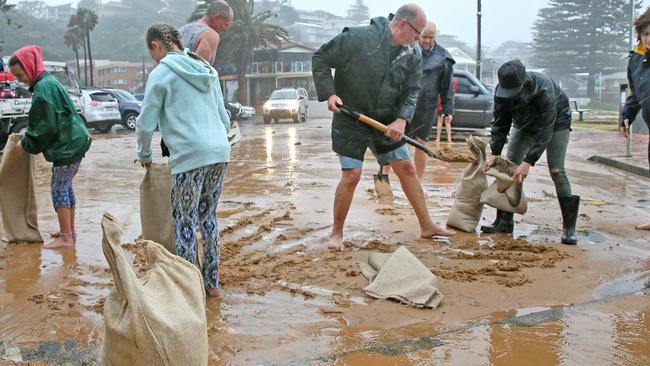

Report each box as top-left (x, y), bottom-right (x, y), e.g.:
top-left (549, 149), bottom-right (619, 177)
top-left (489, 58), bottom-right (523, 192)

top-left (312, 16), bottom-right (422, 160)
top-left (490, 71), bottom-right (571, 166)
top-left (622, 44), bottom-right (650, 128)
top-left (409, 43), bottom-right (455, 138)
top-left (20, 72), bottom-right (91, 166)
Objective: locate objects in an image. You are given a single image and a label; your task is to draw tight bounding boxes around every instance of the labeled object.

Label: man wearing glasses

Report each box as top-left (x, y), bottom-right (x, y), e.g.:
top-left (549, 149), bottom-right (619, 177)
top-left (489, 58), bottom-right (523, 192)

top-left (313, 3), bottom-right (455, 251)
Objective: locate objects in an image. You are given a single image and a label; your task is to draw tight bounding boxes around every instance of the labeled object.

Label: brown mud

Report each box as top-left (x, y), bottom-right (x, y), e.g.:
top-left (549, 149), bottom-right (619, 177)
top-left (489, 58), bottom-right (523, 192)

top-left (0, 122), bottom-right (649, 365)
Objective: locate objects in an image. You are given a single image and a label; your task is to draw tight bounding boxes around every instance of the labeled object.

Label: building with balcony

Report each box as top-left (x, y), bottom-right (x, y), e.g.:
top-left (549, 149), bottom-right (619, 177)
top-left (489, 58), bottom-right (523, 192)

top-left (222, 42), bottom-right (317, 106)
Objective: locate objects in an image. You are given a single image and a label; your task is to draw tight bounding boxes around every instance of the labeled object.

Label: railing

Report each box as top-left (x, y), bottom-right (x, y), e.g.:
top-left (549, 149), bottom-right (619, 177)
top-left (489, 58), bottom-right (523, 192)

top-left (247, 61), bottom-right (312, 75)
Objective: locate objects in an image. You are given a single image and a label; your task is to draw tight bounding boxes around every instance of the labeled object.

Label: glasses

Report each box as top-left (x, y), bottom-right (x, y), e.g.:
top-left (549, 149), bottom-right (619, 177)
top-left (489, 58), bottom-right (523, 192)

top-left (404, 19), bottom-right (422, 35)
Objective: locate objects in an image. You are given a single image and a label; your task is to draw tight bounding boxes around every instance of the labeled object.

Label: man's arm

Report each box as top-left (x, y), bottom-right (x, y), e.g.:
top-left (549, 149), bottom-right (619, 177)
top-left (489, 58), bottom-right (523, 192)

top-left (312, 30), bottom-right (353, 103)
top-left (396, 53), bottom-right (423, 124)
top-left (195, 31), bottom-right (220, 62)
top-left (522, 92), bottom-right (556, 166)
top-left (489, 95), bottom-right (513, 156)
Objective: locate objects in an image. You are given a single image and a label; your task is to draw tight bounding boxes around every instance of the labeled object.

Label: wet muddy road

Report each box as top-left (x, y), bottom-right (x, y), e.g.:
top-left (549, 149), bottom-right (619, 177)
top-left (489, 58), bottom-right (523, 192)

top-left (0, 118), bottom-right (649, 365)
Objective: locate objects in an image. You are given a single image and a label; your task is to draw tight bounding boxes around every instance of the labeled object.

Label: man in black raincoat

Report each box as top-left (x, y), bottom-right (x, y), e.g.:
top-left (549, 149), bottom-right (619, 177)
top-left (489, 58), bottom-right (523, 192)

top-left (482, 60), bottom-right (579, 245)
top-left (312, 3), bottom-right (455, 251)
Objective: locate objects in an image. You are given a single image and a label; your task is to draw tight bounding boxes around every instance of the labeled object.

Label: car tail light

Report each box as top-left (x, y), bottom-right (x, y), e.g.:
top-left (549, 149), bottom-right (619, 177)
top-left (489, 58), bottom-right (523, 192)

top-left (88, 100), bottom-right (100, 107)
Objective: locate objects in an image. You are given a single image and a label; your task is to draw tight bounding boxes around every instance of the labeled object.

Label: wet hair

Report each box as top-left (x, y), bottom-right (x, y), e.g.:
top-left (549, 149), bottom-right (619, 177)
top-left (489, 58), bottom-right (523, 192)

top-left (634, 7), bottom-right (650, 40)
top-left (8, 55), bottom-right (22, 68)
top-left (146, 24), bottom-right (211, 64)
top-left (146, 24), bottom-right (184, 51)
top-left (206, 0), bottom-right (232, 18)
top-left (393, 5), bottom-right (418, 23)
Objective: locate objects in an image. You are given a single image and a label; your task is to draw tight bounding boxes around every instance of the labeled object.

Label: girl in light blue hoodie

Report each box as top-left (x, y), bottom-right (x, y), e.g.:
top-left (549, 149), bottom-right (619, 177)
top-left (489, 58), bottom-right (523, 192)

top-left (136, 24), bottom-right (230, 298)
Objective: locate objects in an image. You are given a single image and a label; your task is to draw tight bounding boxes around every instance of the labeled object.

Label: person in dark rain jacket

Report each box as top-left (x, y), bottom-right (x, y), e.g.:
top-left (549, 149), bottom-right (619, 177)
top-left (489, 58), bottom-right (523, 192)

top-left (621, 7), bottom-right (650, 230)
top-left (312, 4), bottom-right (455, 251)
top-left (482, 60), bottom-right (579, 245)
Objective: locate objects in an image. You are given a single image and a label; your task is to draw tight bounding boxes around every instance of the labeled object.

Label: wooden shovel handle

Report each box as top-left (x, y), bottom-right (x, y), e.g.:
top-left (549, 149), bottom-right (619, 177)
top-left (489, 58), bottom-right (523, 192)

top-left (358, 114), bottom-right (389, 133)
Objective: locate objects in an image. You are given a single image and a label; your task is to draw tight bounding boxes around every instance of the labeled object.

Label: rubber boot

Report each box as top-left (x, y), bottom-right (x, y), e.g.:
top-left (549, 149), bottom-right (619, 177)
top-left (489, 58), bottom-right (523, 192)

top-left (481, 210), bottom-right (514, 234)
top-left (559, 195), bottom-right (580, 245)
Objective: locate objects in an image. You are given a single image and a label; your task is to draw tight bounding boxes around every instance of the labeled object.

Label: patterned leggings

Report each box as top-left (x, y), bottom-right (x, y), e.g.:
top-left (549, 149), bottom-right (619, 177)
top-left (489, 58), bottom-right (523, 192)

top-left (51, 162), bottom-right (81, 209)
top-left (171, 163), bottom-right (228, 289)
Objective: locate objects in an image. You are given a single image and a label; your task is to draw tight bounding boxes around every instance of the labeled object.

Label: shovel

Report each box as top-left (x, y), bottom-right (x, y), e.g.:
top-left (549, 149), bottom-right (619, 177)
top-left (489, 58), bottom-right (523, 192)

top-left (373, 164), bottom-right (394, 205)
top-left (337, 104), bottom-right (441, 160)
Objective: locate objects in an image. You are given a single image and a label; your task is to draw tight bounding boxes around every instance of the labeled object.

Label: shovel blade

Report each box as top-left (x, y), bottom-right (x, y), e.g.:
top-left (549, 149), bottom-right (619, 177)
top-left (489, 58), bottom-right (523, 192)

top-left (373, 173), bottom-right (393, 205)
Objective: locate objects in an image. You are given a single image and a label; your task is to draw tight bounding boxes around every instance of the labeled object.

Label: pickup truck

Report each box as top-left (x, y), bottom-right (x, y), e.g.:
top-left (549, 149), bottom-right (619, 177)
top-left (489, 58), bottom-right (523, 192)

top-left (0, 61), bottom-right (84, 151)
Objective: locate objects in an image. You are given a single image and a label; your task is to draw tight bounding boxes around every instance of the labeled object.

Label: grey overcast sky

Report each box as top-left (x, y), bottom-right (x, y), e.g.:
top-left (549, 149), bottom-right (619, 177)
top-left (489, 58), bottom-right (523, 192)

top-left (291, 0), bottom-right (650, 48)
top-left (23, 0), bottom-right (650, 49)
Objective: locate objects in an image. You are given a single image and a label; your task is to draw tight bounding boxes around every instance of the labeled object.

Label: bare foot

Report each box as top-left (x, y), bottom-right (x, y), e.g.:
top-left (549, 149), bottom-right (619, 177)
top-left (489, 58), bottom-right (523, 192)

top-left (636, 223), bottom-right (650, 230)
top-left (327, 233), bottom-right (345, 251)
top-left (206, 288), bottom-right (221, 299)
top-left (421, 225), bottom-right (456, 238)
top-left (43, 235), bottom-right (75, 249)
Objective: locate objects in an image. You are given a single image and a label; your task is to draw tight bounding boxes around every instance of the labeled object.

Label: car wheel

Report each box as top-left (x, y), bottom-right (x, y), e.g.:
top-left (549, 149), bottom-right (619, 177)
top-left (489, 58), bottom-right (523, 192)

top-left (273, 118), bottom-right (279, 124)
top-left (10, 119), bottom-right (29, 134)
top-left (300, 110), bottom-right (307, 122)
top-left (292, 114), bottom-right (300, 123)
top-left (96, 124), bottom-right (113, 133)
top-left (263, 116), bottom-right (271, 124)
top-left (123, 112), bottom-right (138, 130)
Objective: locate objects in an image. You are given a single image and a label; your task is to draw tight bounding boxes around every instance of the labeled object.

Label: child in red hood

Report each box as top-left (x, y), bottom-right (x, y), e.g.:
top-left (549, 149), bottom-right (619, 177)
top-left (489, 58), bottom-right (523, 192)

top-left (8, 45), bottom-right (91, 249)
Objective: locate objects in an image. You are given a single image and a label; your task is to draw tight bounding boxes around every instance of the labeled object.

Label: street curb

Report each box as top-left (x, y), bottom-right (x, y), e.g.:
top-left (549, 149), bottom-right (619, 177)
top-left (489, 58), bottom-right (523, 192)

top-left (588, 155), bottom-right (650, 178)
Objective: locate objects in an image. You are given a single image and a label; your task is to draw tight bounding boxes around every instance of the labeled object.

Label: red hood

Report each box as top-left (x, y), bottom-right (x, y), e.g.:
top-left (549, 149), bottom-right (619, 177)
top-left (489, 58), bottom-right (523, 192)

top-left (13, 45), bottom-right (46, 85)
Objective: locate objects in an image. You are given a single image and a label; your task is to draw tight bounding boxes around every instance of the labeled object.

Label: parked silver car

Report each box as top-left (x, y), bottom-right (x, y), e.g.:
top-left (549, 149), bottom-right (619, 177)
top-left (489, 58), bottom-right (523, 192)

top-left (81, 89), bottom-right (122, 133)
top-left (262, 87), bottom-right (308, 123)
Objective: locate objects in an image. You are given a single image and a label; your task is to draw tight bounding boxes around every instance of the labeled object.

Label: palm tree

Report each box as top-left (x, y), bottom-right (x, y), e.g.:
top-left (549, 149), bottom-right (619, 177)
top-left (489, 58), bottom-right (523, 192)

top-left (73, 8), bottom-right (98, 87)
top-left (189, 0), bottom-right (288, 104)
top-left (64, 26), bottom-right (84, 78)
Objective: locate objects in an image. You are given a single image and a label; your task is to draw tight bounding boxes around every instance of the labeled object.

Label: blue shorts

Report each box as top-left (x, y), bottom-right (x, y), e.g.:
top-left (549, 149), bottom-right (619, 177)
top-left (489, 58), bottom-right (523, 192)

top-left (338, 144), bottom-right (411, 169)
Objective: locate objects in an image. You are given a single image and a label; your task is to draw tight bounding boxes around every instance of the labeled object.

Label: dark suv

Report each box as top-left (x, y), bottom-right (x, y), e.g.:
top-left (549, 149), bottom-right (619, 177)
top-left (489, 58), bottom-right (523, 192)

top-left (448, 70), bottom-right (494, 129)
top-left (101, 88), bottom-right (142, 130)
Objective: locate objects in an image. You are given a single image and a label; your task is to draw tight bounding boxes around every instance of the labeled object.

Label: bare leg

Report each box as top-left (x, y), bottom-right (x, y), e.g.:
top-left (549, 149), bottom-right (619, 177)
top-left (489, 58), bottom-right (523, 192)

top-left (412, 138), bottom-right (427, 181)
top-left (390, 159), bottom-right (455, 237)
top-left (329, 168), bottom-right (362, 250)
top-left (445, 121), bottom-right (452, 143)
top-left (435, 116), bottom-right (443, 143)
top-left (44, 208), bottom-right (75, 249)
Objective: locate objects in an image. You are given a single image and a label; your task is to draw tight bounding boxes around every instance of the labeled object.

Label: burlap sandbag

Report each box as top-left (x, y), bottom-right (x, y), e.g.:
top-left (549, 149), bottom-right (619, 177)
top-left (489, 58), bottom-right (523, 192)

top-left (359, 246), bottom-right (443, 309)
top-left (446, 136), bottom-right (488, 232)
top-left (101, 212), bottom-right (208, 366)
top-left (479, 156), bottom-right (528, 215)
top-left (0, 134), bottom-right (43, 243)
top-left (140, 164), bottom-right (175, 254)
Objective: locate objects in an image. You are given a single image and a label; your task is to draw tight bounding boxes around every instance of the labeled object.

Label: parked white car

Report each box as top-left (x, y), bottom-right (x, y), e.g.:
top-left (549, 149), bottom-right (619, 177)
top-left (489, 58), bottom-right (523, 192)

top-left (81, 89), bottom-right (121, 133)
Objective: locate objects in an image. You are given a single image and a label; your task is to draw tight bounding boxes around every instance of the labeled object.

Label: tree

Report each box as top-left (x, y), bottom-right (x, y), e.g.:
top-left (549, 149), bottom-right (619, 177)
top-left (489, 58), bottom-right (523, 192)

top-left (532, 0), bottom-right (641, 97)
top-left (72, 8), bottom-right (99, 87)
top-left (346, 0), bottom-right (369, 24)
top-left (190, 0), bottom-right (288, 104)
top-left (64, 26), bottom-right (85, 78)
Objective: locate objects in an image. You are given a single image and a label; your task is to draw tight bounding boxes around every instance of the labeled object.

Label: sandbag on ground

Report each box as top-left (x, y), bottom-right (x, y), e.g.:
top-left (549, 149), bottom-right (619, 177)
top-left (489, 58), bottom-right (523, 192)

top-left (446, 136), bottom-right (488, 232)
top-left (139, 163), bottom-right (175, 254)
top-left (101, 212), bottom-right (208, 366)
top-left (0, 134), bottom-right (43, 243)
top-left (359, 246), bottom-right (443, 309)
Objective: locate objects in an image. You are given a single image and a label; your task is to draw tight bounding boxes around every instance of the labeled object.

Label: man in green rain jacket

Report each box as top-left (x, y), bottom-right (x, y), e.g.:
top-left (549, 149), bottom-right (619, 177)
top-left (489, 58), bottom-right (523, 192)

top-left (312, 3), bottom-right (455, 251)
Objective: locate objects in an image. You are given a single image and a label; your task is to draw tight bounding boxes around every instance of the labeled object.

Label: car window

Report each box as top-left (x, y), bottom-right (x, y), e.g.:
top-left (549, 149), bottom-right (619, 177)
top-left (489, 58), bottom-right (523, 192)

top-left (455, 76), bottom-right (476, 94)
top-left (270, 90), bottom-right (298, 100)
top-left (110, 89), bottom-right (138, 101)
top-left (90, 93), bottom-right (115, 102)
